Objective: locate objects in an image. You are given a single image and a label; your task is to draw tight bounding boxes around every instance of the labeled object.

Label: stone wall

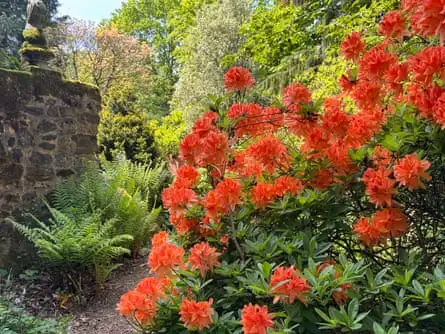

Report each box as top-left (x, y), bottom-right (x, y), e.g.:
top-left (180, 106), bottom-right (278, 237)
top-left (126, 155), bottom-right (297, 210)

top-left (0, 67), bottom-right (101, 267)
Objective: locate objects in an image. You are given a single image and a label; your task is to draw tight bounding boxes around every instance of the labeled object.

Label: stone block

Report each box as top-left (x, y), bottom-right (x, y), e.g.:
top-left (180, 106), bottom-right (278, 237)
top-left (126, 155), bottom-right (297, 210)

top-left (26, 152), bottom-right (54, 181)
top-left (72, 134), bottom-right (97, 154)
top-left (0, 163), bottom-right (24, 184)
top-left (39, 142), bottom-right (56, 150)
top-left (24, 106), bottom-right (44, 116)
top-left (37, 120), bottom-right (57, 133)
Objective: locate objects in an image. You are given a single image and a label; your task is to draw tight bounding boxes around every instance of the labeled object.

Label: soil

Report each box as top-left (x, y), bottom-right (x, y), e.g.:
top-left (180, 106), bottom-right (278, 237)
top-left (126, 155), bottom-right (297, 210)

top-left (68, 257), bottom-right (149, 334)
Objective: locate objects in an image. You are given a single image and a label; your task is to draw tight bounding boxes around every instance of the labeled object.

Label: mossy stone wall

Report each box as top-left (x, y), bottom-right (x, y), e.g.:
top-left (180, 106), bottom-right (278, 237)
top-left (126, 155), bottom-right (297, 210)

top-left (0, 67), bottom-right (101, 268)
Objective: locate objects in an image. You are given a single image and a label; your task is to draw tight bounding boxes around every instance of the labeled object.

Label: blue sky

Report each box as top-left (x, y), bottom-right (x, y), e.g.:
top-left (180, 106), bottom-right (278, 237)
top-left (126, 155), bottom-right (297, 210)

top-left (58, 0), bottom-right (124, 22)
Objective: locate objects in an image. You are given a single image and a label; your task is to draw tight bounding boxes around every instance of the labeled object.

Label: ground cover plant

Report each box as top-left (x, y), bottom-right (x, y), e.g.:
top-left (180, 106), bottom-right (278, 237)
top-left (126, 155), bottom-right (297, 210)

top-left (118, 2), bottom-right (445, 333)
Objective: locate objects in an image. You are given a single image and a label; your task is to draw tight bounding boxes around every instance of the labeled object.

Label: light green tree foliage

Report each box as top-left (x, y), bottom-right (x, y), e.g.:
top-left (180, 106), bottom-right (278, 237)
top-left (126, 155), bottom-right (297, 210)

top-left (169, 0), bottom-right (217, 62)
top-left (172, 0), bottom-right (253, 127)
top-left (148, 110), bottom-right (187, 158)
top-left (110, 0), bottom-right (180, 117)
top-left (238, 0), bottom-right (399, 98)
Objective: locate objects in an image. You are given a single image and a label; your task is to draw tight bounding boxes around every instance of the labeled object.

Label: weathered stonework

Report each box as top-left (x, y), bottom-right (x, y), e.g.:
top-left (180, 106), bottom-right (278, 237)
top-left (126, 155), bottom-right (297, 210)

top-left (0, 67), bottom-right (101, 267)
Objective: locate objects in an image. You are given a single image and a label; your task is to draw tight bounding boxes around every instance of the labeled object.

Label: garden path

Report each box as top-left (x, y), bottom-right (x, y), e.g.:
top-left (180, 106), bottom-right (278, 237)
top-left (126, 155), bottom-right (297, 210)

top-left (69, 257), bottom-right (149, 334)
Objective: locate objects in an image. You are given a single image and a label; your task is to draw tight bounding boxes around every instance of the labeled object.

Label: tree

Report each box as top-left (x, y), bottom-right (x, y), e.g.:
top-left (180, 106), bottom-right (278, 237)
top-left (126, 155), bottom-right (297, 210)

top-left (171, 0), bottom-right (253, 127)
top-left (110, 0), bottom-right (181, 117)
top-left (48, 20), bottom-right (151, 95)
top-left (47, 20), bottom-right (157, 162)
top-left (235, 0), bottom-right (399, 95)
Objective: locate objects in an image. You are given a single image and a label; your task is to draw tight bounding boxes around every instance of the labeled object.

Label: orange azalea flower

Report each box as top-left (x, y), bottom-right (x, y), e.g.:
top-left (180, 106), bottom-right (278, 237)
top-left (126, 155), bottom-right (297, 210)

top-left (179, 298), bottom-right (214, 331)
top-left (117, 290), bottom-right (157, 326)
top-left (179, 112), bottom-right (229, 168)
top-left (220, 235), bottom-right (229, 245)
top-left (340, 32), bottom-right (366, 63)
top-left (353, 217), bottom-right (386, 247)
top-left (372, 207), bottom-right (408, 237)
top-left (362, 167), bottom-right (398, 207)
top-left (379, 10), bottom-right (407, 40)
top-left (312, 168), bottom-right (335, 190)
top-left (188, 242), bottom-right (221, 277)
top-left (224, 67), bottom-right (255, 92)
top-left (214, 178), bottom-right (243, 212)
top-left (359, 44), bottom-right (397, 82)
top-left (354, 208), bottom-right (408, 247)
top-left (273, 176), bottom-right (303, 197)
top-left (136, 277), bottom-right (170, 300)
top-left (169, 212), bottom-right (198, 234)
top-left (251, 183), bottom-right (276, 208)
top-left (148, 243), bottom-right (185, 278)
top-left (270, 266), bottom-right (311, 304)
top-left (393, 154), bottom-right (431, 190)
top-left (282, 82), bottom-right (312, 112)
top-left (151, 231), bottom-right (169, 248)
top-left (162, 186), bottom-right (197, 211)
top-left (245, 135), bottom-right (292, 175)
top-left (333, 283), bottom-right (353, 305)
top-left (173, 165), bottom-right (200, 188)
top-left (192, 111), bottom-right (218, 135)
top-left (372, 146), bottom-right (392, 168)
top-left (204, 178), bottom-right (242, 218)
top-left (384, 62), bottom-right (409, 96)
top-left (241, 304), bottom-right (274, 334)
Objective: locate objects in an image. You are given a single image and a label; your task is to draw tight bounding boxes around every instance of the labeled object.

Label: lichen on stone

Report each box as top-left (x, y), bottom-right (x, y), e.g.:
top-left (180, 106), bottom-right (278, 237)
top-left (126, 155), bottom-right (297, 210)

top-left (23, 28), bottom-right (46, 46)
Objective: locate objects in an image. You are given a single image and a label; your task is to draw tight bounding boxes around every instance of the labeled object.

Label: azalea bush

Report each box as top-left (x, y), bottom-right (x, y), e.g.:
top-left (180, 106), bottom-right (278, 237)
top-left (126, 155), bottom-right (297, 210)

top-left (117, 2), bottom-right (445, 333)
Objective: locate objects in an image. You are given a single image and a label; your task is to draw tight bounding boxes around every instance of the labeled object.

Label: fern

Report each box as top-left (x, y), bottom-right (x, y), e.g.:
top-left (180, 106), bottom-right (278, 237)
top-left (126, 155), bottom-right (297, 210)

top-left (8, 206), bottom-right (133, 287)
top-left (49, 156), bottom-right (169, 254)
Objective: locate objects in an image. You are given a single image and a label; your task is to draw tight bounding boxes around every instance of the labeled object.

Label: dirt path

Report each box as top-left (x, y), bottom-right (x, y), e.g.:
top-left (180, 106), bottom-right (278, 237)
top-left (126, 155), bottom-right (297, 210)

top-left (68, 258), bottom-right (149, 334)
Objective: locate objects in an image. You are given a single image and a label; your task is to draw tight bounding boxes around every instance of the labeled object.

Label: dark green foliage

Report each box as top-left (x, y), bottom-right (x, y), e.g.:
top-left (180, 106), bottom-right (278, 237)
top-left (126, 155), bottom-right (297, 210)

top-left (0, 298), bottom-right (67, 334)
top-left (98, 83), bottom-right (159, 163)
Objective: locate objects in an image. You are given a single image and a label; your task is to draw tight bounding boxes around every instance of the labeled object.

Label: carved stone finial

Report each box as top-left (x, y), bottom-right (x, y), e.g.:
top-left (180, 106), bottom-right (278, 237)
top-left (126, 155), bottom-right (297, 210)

top-left (21, 0), bottom-right (55, 69)
top-left (26, 0), bottom-right (48, 30)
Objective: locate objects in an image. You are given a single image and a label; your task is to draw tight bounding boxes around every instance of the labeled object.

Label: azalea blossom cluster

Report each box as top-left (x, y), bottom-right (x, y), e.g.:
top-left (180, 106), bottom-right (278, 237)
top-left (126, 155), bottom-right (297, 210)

top-left (355, 152), bottom-right (430, 246)
top-left (119, 233), bottom-right (219, 330)
top-left (118, 4), bottom-right (444, 331)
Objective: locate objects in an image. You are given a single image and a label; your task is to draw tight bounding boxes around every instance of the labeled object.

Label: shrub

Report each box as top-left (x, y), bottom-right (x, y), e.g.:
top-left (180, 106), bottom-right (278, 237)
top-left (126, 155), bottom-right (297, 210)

top-left (118, 4), bottom-right (445, 333)
top-left (50, 158), bottom-right (169, 255)
top-left (10, 206), bottom-right (132, 288)
top-left (98, 83), bottom-right (158, 164)
top-left (148, 110), bottom-right (187, 158)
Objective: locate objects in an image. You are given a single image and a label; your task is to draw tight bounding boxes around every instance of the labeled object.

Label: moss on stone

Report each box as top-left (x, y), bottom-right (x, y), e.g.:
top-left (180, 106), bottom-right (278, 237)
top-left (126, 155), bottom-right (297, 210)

top-left (0, 66), bottom-right (101, 103)
top-left (22, 28), bottom-right (46, 46)
top-left (0, 68), bottom-right (32, 77)
top-left (20, 46), bottom-right (55, 58)
top-left (64, 79), bottom-right (99, 91)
